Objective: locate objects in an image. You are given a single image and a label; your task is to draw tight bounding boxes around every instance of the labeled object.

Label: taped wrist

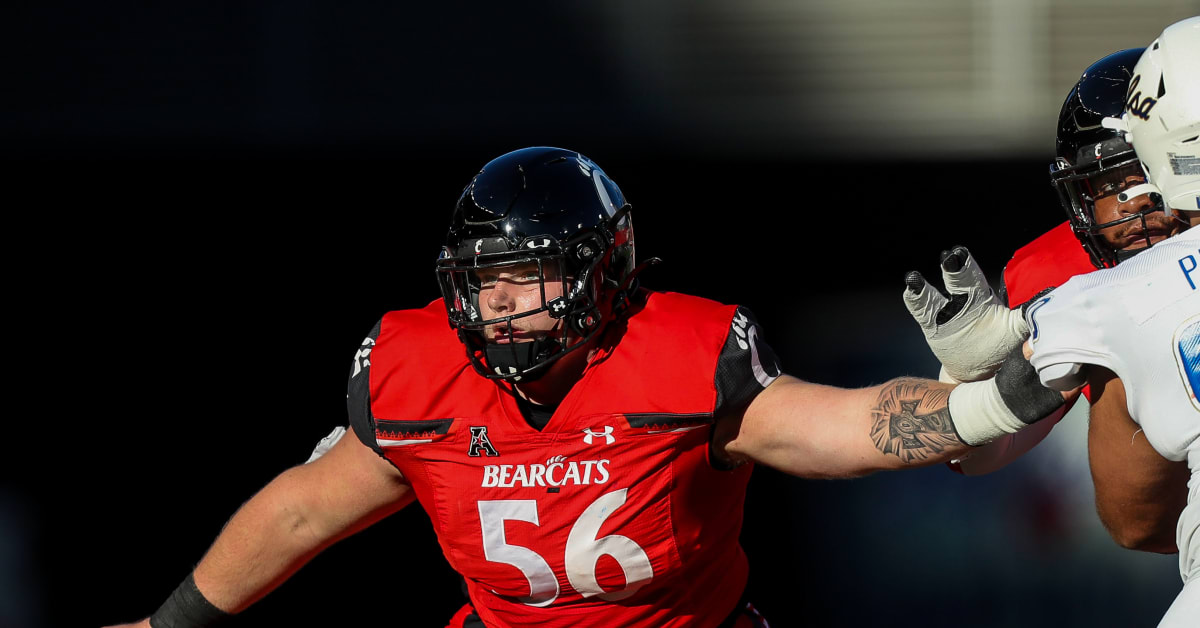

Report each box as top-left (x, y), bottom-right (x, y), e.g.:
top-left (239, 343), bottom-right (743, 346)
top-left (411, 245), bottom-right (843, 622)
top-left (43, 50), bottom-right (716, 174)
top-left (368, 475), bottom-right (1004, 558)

top-left (149, 573), bottom-right (231, 628)
top-left (947, 379), bottom-right (1028, 446)
top-left (948, 345), bottom-right (1065, 447)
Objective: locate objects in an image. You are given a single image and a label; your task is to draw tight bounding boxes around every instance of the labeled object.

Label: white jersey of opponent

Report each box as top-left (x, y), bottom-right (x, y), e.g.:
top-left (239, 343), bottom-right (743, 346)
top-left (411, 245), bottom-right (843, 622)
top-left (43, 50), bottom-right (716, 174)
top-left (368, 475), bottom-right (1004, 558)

top-left (1027, 228), bottom-right (1200, 588)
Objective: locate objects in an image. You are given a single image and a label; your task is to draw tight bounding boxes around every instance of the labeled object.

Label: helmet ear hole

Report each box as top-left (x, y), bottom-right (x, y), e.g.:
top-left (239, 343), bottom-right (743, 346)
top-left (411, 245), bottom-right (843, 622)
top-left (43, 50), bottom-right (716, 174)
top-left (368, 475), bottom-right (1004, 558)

top-left (574, 241), bottom-right (597, 263)
top-left (570, 309), bottom-right (600, 336)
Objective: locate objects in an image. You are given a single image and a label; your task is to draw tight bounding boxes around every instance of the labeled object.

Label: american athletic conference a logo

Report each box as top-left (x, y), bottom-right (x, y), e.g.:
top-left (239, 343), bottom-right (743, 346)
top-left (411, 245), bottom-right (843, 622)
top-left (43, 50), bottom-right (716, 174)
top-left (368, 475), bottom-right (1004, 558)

top-left (468, 426), bottom-right (500, 457)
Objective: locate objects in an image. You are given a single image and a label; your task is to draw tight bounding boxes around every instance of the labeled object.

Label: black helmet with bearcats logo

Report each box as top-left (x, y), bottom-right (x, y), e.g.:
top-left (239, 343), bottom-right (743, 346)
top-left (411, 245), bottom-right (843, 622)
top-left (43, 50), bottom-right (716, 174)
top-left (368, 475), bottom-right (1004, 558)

top-left (1049, 47), bottom-right (1164, 268)
top-left (436, 147), bottom-right (638, 382)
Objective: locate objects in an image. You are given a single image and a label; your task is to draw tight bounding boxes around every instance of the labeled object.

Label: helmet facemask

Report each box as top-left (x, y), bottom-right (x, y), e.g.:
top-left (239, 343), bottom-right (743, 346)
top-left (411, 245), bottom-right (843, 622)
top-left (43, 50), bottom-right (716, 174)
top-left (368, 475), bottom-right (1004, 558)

top-left (437, 207), bottom-right (633, 382)
top-left (1048, 47), bottom-right (1173, 268)
top-left (1050, 141), bottom-right (1166, 267)
top-left (437, 147), bottom-right (637, 382)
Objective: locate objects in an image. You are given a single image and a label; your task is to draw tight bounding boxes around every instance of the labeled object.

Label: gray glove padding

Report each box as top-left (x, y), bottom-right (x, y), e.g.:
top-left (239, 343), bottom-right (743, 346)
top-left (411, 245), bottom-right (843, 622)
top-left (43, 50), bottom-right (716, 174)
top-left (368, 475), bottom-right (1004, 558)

top-left (904, 246), bottom-right (1029, 382)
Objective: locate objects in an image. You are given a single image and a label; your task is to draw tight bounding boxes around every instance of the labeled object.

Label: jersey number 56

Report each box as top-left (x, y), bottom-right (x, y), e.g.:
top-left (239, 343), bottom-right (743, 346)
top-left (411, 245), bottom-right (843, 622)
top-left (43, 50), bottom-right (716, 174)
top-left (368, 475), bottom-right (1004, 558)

top-left (477, 488), bottom-right (654, 607)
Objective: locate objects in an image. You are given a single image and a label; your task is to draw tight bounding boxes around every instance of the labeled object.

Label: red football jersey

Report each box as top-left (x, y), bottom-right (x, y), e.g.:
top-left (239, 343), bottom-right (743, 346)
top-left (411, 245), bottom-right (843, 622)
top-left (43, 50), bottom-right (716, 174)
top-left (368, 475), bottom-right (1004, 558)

top-left (1001, 220), bottom-right (1097, 403)
top-left (347, 291), bottom-right (781, 627)
top-left (1002, 221), bottom-right (1097, 307)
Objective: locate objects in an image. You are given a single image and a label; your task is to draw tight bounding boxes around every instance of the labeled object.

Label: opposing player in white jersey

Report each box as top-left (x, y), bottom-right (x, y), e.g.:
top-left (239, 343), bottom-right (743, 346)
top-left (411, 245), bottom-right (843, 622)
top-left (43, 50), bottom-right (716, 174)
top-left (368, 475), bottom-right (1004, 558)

top-left (1027, 17), bottom-right (1200, 627)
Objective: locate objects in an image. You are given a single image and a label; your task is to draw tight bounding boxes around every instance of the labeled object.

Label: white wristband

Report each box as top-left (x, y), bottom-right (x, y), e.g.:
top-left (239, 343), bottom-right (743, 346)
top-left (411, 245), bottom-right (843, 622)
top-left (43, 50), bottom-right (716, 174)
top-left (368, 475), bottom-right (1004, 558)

top-left (947, 379), bottom-right (1028, 446)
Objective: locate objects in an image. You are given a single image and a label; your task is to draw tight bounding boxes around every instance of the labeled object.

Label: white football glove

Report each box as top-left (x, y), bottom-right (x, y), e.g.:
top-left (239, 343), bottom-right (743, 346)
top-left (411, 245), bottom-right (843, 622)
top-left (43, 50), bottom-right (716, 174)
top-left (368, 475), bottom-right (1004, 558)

top-left (903, 246), bottom-right (1029, 382)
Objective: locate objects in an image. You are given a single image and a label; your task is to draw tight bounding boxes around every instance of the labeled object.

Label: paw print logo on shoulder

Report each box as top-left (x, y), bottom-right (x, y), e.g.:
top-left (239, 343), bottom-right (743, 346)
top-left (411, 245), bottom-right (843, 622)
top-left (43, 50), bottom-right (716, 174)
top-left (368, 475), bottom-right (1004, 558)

top-left (731, 309), bottom-right (780, 387)
top-left (352, 337), bottom-right (375, 378)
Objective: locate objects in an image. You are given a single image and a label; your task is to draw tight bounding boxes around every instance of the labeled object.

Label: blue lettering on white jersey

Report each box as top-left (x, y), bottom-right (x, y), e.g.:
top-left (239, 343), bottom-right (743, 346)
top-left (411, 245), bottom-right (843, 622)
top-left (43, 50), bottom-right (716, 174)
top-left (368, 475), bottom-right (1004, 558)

top-left (1180, 253), bottom-right (1199, 290)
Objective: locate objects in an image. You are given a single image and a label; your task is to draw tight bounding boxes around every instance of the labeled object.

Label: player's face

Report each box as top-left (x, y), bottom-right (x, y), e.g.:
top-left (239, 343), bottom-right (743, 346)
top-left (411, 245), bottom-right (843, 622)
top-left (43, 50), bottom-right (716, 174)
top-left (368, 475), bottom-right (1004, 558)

top-left (1089, 164), bottom-right (1186, 251)
top-left (476, 261), bottom-right (566, 342)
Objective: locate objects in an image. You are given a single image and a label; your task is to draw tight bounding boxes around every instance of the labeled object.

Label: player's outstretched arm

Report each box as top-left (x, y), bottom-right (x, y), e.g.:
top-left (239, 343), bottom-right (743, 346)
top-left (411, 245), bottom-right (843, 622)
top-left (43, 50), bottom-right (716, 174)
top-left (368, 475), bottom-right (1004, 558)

top-left (722, 375), bottom-right (964, 478)
top-left (1087, 367), bottom-right (1188, 554)
top-left (721, 347), bottom-right (1076, 479)
top-left (104, 428), bottom-right (413, 628)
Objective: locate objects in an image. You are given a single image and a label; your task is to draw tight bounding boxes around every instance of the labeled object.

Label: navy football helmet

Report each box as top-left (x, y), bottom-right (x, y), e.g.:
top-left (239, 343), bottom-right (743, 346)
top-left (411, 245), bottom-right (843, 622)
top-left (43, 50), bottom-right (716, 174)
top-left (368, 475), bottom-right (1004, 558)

top-left (1049, 48), bottom-right (1165, 268)
top-left (436, 147), bottom-right (638, 381)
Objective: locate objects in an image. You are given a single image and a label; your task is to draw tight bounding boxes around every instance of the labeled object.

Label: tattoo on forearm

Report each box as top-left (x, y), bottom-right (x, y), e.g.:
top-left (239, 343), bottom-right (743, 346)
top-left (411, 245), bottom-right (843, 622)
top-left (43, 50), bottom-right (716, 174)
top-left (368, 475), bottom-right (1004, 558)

top-left (870, 378), bottom-right (962, 464)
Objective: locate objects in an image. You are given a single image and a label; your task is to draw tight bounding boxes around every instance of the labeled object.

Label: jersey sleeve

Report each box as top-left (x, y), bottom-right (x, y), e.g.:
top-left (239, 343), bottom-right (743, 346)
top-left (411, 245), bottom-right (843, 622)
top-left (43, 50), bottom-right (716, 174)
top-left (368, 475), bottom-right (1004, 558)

top-left (347, 319), bottom-right (384, 455)
top-left (713, 306), bottom-right (782, 417)
top-left (1025, 287), bottom-right (1097, 391)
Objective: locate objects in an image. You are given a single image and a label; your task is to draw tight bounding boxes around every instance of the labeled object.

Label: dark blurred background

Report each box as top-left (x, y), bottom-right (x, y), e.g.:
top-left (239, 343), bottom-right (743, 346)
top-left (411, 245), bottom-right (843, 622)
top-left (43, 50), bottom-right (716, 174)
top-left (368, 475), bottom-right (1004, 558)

top-left (8, 2), bottom-right (1199, 627)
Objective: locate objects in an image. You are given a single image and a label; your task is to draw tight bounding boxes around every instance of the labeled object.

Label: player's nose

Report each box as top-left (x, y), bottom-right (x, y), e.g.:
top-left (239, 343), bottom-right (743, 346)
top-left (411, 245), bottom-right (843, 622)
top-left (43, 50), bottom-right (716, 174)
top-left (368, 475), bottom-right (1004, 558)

top-left (1118, 186), bottom-right (1157, 214)
top-left (487, 283), bottom-right (514, 313)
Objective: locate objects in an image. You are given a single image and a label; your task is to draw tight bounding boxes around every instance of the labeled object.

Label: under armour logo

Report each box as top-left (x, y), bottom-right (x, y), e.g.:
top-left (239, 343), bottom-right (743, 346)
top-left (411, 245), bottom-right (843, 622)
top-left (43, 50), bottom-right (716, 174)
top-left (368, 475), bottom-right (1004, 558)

top-left (468, 426), bottom-right (500, 457)
top-left (525, 238), bottom-right (551, 249)
top-left (582, 426), bottom-right (615, 445)
top-left (494, 365), bottom-right (522, 382)
top-left (549, 297), bottom-right (568, 315)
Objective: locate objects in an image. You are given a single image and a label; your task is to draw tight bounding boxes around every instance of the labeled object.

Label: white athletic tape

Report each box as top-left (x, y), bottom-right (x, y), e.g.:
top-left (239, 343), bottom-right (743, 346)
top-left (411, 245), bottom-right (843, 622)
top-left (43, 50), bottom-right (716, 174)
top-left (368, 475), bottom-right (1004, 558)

top-left (948, 379), bottom-right (1028, 446)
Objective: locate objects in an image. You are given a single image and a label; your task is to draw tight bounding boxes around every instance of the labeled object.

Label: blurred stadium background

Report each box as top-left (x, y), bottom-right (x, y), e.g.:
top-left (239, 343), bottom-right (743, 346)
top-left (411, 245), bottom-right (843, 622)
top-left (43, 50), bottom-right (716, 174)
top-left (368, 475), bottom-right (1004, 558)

top-left (7, 2), bottom-right (1198, 626)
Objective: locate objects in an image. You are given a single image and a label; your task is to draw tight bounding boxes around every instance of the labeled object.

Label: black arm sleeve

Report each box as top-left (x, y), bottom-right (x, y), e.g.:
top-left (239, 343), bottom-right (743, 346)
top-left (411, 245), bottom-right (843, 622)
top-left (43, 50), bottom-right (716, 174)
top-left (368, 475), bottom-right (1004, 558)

top-left (346, 319), bottom-right (384, 455)
top-left (714, 306), bottom-right (782, 417)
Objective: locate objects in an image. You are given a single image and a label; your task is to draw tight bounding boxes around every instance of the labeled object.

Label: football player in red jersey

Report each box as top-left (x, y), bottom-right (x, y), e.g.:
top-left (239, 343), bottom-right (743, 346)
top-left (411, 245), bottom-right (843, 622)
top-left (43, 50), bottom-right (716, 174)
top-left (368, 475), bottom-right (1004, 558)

top-left (902, 48), bottom-right (1196, 550)
top-left (107, 147), bottom-right (1072, 628)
